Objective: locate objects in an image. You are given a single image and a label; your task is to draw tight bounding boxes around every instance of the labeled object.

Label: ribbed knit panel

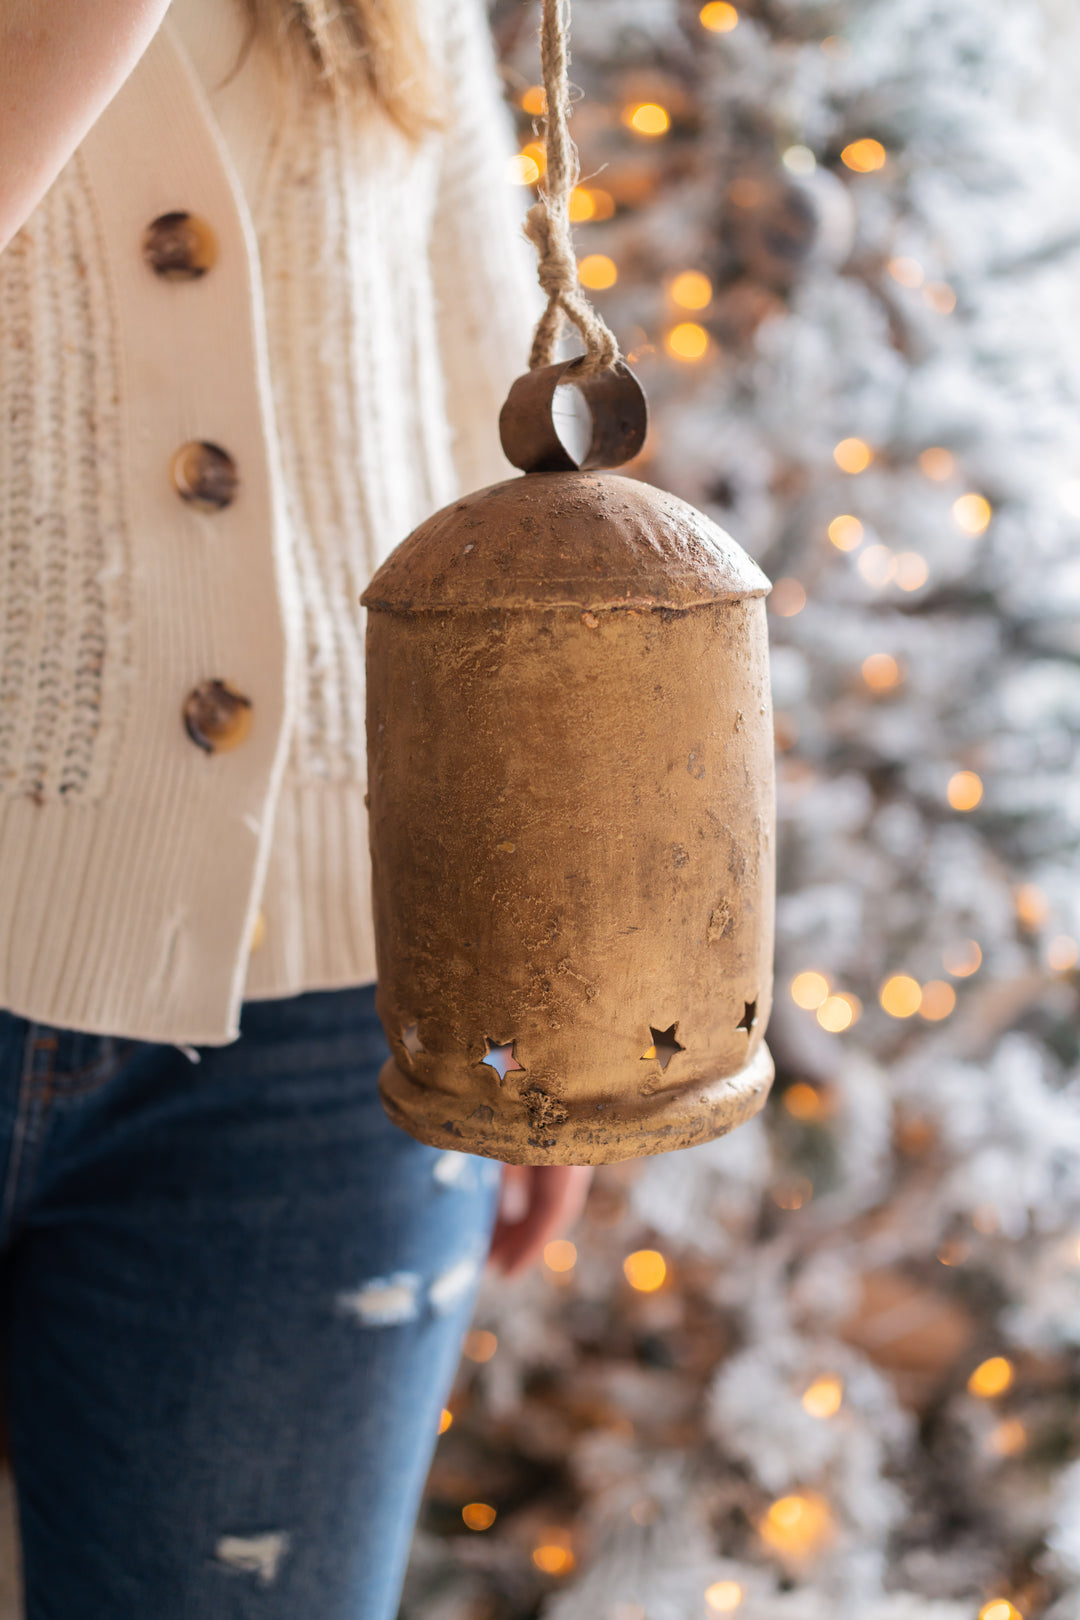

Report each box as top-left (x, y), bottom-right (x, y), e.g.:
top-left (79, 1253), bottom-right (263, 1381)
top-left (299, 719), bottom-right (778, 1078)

top-left (0, 154), bottom-right (132, 803)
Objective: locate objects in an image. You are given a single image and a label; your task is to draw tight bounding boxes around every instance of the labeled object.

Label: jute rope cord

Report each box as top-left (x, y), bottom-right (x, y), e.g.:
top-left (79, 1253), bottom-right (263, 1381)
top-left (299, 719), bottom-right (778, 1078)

top-left (525, 0), bottom-right (621, 377)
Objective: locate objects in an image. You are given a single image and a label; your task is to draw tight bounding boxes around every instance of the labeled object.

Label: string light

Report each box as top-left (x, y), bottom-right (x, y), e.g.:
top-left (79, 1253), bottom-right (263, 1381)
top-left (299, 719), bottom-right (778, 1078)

top-left (924, 282), bottom-right (957, 313)
top-left (623, 102), bottom-right (671, 136)
top-left (705, 1582), bottom-right (744, 1613)
top-left (568, 188), bottom-right (595, 222)
top-left (669, 269), bottom-right (713, 309)
top-left (1047, 935), bottom-right (1079, 971)
top-left (463, 1329), bottom-right (498, 1362)
top-left (802, 1375), bottom-right (844, 1418)
top-left (834, 436), bottom-right (873, 473)
top-left (770, 578), bottom-right (807, 616)
top-left (817, 993), bottom-right (860, 1031)
top-left (919, 446), bottom-right (955, 481)
top-left (828, 514), bottom-right (864, 550)
top-left (532, 1537), bottom-right (575, 1575)
top-left (937, 1238), bottom-right (970, 1266)
top-left (462, 1502), bottom-right (497, 1531)
top-left (544, 1239), bottom-right (577, 1272)
top-left (988, 1418), bottom-right (1027, 1457)
top-left (953, 493), bottom-right (992, 535)
top-left (760, 1492), bottom-right (834, 1557)
top-left (783, 1082), bottom-right (826, 1120)
top-left (888, 256), bottom-right (924, 287)
top-left (968, 1356), bottom-right (1014, 1398)
top-left (943, 938), bottom-right (981, 977)
top-left (880, 975), bottom-right (922, 1017)
top-left (782, 145), bottom-right (816, 174)
top-left (438, 1407), bottom-right (453, 1434)
top-left (507, 152), bottom-right (541, 185)
top-left (841, 138), bottom-right (886, 172)
top-left (624, 1249), bottom-right (667, 1291)
top-left (862, 653), bottom-right (901, 691)
top-left (665, 321), bottom-right (711, 359)
top-left (791, 972), bottom-right (829, 1009)
top-left (578, 253), bottom-right (617, 290)
top-left (700, 1), bottom-right (739, 31)
top-left (919, 980), bottom-right (956, 1021)
top-left (894, 551), bottom-right (929, 591)
top-left (856, 545), bottom-right (897, 586)
top-left (980, 1602), bottom-right (1023, 1620)
top-left (520, 84), bottom-right (547, 115)
top-left (947, 770), bottom-right (983, 811)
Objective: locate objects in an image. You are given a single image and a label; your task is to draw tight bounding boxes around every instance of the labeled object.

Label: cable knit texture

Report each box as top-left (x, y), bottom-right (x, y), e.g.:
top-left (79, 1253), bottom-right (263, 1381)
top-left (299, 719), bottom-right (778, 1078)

top-left (0, 0), bottom-right (543, 1042)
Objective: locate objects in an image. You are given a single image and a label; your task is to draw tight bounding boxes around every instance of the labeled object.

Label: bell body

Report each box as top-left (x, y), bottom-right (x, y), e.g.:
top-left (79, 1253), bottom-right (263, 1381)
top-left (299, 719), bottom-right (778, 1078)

top-left (361, 470), bottom-right (775, 1165)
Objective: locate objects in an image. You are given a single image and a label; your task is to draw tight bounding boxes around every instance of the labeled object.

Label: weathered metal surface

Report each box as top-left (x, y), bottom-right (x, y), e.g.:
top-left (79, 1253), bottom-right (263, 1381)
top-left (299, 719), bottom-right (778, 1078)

top-left (498, 358), bottom-right (648, 473)
top-left (361, 467), bottom-right (775, 1166)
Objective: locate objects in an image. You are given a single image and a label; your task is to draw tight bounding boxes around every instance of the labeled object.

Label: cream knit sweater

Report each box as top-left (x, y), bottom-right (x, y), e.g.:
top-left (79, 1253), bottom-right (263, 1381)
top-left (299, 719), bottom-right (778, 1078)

top-left (0, 0), bottom-right (544, 1044)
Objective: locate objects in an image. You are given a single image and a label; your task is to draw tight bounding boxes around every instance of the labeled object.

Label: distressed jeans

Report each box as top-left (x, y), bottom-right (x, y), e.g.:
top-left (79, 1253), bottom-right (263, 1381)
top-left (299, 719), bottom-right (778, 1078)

top-left (0, 981), bottom-right (504, 1620)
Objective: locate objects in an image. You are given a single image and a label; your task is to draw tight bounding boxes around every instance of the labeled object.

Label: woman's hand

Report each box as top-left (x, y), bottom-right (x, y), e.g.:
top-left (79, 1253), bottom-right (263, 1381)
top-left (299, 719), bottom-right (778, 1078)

top-left (486, 1163), bottom-right (595, 1279)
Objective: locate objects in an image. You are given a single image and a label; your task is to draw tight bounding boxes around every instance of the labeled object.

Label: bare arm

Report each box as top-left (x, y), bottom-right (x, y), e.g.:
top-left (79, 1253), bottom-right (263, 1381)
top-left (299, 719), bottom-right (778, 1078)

top-left (0, 0), bottom-right (171, 251)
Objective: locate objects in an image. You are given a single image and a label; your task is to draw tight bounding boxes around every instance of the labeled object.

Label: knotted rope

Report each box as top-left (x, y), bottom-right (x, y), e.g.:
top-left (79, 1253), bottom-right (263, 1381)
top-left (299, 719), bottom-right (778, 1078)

top-left (524, 0), bottom-right (621, 378)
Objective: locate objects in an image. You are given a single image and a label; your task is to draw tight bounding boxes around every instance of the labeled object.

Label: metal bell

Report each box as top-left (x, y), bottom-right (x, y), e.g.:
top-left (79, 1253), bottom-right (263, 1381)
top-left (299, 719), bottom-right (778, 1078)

top-left (361, 360), bottom-right (775, 1165)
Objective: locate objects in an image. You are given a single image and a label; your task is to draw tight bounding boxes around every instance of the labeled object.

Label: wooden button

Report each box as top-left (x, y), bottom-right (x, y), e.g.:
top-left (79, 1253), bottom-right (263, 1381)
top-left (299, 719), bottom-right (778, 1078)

top-left (142, 212), bottom-right (217, 280)
top-left (183, 680), bottom-right (253, 754)
top-left (171, 442), bottom-right (239, 512)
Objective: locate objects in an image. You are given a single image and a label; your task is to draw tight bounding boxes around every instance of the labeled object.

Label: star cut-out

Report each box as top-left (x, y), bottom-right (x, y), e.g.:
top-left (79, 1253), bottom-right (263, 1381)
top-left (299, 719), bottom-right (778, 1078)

top-left (640, 1023), bottom-right (685, 1073)
top-left (737, 1000), bottom-right (758, 1033)
top-left (479, 1038), bottom-right (524, 1082)
top-left (401, 1022), bottom-right (426, 1060)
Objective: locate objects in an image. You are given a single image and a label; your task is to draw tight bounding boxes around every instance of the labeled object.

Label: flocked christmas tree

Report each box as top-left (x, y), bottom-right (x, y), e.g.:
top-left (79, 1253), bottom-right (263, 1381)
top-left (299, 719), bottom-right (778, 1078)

top-left (400, 2), bottom-right (1080, 1616)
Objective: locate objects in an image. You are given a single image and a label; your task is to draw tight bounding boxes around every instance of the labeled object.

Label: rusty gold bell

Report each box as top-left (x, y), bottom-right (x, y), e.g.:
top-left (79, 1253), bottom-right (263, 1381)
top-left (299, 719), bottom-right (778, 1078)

top-left (361, 360), bottom-right (775, 1166)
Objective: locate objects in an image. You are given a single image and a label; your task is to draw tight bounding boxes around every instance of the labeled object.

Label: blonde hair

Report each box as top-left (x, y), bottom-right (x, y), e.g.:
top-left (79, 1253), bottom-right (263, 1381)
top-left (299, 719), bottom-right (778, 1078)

top-left (240, 0), bottom-right (446, 139)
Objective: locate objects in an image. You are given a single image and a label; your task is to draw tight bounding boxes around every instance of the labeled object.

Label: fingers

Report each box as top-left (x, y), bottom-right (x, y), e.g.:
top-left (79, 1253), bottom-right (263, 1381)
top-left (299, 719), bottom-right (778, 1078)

top-left (486, 1163), bottom-right (595, 1279)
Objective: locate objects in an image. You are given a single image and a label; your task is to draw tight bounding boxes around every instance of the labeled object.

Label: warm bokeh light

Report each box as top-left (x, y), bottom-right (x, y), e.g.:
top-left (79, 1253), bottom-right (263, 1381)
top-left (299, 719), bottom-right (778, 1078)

top-left (888, 256), bottom-right (924, 288)
top-left (894, 551), bottom-right (929, 591)
top-left (919, 445), bottom-right (956, 481)
top-left (947, 770), bottom-right (984, 811)
top-left (771, 1177), bottom-right (813, 1211)
top-left (507, 152), bottom-right (541, 185)
top-left (841, 138), bottom-right (886, 172)
top-left (783, 1082), bottom-right (826, 1120)
top-left (1047, 934), bottom-right (1080, 972)
top-left (463, 1329), bottom-right (498, 1362)
top-left (943, 938), bottom-right (982, 977)
top-left (857, 545), bottom-right (897, 587)
top-left (624, 101), bottom-right (671, 136)
top-left (670, 269), bottom-right (713, 309)
top-left (1014, 883), bottom-right (1048, 930)
top-left (802, 1375), bottom-right (844, 1418)
top-left (520, 84), bottom-right (547, 116)
top-left (624, 1249), bottom-right (667, 1291)
top-left (544, 1239), bottom-right (577, 1272)
top-left (760, 1492), bottom-right (834, 1557)
top-left (980, 1601), bottom-right (1022, 1620)
top-left (665, 321), bottom-right (711, 360)
top-left (880, 975), bottom-right (922, 1018)
top-left (700, 1), bottom-right (739, 31)
top-left (937, 1238), bottom-right (970, 1266)
top-left (924, 281), bottom-right (957, 314)
top-left (834, 436), bottom-right (873, 473)
top-left (988, 1418), bottom-right (1027, 1458)
top-left (791, 971), bottom-right (830, 1010)
top-left (862, 652), bottom-right (901, 691)
top-left (953, 492), bottom-right (992, 535)
top-left (463, 1502), bottom-right (497, 1530)
top-left (569, 186), bottom-right (615, 222)
top-left (770, 577), bottom-right (807, 616)
top-left (532, 1541), bottom-right (576, 1575)
top-left (919, 980), bottom-right (956, 1021)
top-left (705, 1580), bottom-right (744, 1612)
top-left (578, 253), bottom-right (618, 290)
top-left (828, 514), bottom-right (864, 550)
top-left (968, 1356), bottom-right (1014, 1398)
top-left (817, 994), bottom-right (856, 1032)
top-left (438, 1407), bottom-right (453, 1434)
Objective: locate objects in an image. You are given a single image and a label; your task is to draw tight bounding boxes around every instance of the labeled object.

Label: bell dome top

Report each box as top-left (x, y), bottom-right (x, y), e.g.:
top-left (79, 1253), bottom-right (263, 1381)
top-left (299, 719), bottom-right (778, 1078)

top-left (361, 471), bottom-right (771, 614)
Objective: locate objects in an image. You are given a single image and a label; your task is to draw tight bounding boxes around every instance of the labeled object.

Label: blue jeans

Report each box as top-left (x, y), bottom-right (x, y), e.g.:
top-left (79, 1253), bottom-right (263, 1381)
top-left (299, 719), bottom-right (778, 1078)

top-left (0, 982), bottom-right (504, 1619)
